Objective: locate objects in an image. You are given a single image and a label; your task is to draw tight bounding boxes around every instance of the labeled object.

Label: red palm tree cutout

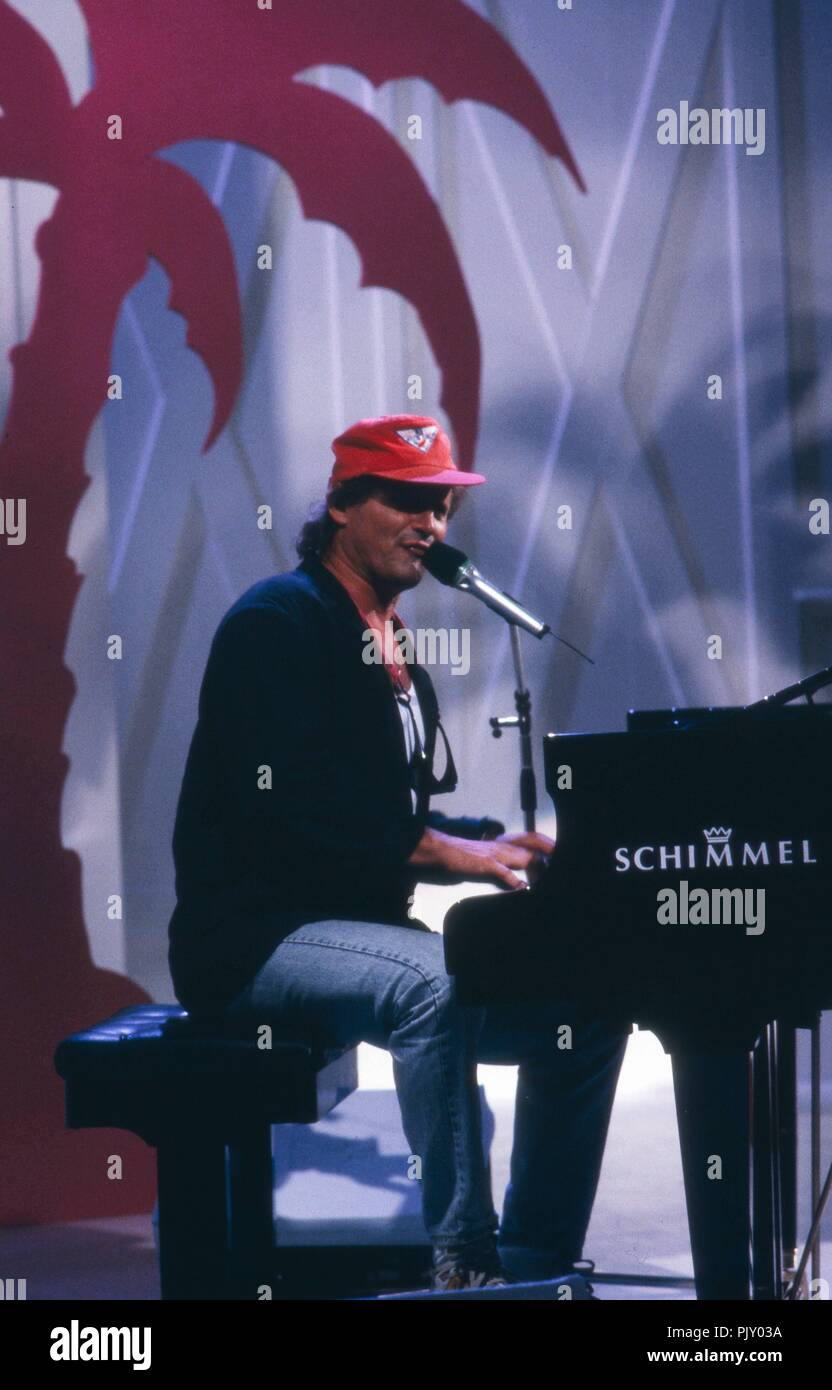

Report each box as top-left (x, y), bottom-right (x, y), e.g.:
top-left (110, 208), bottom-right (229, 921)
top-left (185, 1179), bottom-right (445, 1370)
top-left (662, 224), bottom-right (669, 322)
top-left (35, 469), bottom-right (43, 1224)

top-left (0, 0), bottom-right (583, 1223)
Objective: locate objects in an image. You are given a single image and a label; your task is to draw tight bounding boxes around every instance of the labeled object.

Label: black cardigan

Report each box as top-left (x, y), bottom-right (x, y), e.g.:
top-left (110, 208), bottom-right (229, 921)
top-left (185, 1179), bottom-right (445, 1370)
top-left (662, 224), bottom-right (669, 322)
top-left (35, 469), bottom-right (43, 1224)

top-left (167, 553), bottom-right (503, 1015)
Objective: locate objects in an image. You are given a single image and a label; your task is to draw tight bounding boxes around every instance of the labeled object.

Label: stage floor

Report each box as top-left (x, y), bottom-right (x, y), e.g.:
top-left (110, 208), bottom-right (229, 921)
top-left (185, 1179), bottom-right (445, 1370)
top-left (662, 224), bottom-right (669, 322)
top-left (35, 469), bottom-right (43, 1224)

top-left (6, 1025), bottom-right (828, 1300)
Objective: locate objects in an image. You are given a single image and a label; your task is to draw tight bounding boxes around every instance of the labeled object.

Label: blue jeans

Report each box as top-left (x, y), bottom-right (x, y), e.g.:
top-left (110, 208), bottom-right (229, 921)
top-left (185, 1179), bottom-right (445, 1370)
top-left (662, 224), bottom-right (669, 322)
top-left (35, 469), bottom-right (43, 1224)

top-left (223, 918), bottom-right (628, 1279)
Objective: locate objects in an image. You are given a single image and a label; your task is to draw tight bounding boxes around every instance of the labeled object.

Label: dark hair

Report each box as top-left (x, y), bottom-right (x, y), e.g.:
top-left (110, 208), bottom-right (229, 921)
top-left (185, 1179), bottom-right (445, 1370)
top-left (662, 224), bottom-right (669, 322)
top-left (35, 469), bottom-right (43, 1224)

top-left (295, 476), bottom-right (468, 560)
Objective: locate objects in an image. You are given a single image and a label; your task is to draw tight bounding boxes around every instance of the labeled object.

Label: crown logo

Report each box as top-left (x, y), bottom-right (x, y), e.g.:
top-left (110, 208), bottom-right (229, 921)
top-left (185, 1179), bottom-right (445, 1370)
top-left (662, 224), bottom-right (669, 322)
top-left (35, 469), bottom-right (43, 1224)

top-left (703, 827), bottom-right (732, 844)
top-left (396, 425), bottom-right (438, 453)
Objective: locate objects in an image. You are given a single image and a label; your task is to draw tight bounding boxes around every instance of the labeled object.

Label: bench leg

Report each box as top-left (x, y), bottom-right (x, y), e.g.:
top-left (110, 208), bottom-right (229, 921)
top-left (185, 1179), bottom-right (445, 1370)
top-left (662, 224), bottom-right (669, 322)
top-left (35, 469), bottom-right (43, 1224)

top-left (227, 1124), bottom-right (275, 1299)
top-left (157, 1132), bottom-right (229, 1299)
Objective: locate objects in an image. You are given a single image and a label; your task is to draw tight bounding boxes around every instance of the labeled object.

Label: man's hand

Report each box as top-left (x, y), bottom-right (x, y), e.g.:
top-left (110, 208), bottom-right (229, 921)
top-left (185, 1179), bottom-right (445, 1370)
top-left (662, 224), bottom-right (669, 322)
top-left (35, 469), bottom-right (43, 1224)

top-left (408, 826), bottom-right (554, 891)
top-left (495, 830), bottom-right (554, 888)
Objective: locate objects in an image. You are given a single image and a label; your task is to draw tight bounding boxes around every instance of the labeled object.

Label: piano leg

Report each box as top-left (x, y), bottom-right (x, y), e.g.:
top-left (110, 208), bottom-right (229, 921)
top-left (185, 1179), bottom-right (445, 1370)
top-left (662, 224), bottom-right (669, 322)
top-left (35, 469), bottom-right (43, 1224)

top-left (751, 1025), bottom-right (781, 1299)
top-left (776, 1023), bottom-right (798, 1277)
top-left (671, 1049), bottom-right (752, 1300)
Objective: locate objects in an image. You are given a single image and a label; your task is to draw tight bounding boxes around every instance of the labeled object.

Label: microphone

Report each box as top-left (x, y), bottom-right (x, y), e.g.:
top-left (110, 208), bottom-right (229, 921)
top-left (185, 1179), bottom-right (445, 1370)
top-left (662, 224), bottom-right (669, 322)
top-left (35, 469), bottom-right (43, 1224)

top-left (421, 540), bottom-right (548, 637)
top-left (421, 541), bottom-right (594, 662)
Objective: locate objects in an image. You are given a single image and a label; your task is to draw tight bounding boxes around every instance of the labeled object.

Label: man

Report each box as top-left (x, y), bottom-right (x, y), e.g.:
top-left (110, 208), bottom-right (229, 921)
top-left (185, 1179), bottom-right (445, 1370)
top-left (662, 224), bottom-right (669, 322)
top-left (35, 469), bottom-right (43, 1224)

top-left (168, 414), bottom-right (627, 1292)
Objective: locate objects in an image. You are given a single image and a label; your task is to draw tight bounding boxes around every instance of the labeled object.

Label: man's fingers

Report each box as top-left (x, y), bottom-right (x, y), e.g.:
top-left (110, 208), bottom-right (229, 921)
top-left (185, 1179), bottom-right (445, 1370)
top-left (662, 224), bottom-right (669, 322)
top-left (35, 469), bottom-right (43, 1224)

top-left (494, 845), bottom-right (548, 871)
top-left (497, 831), bottom-right (555, 856)
top-left (492, 861), bottom-right (526, 890)
top-left (498, 873), bottom-right (525, 891)
top-left (517, 832), bottom-right (555, 855)
top-left (525, 854), bottom-right (547, 887)
top-left (493, 844), bottom-right (535, 869)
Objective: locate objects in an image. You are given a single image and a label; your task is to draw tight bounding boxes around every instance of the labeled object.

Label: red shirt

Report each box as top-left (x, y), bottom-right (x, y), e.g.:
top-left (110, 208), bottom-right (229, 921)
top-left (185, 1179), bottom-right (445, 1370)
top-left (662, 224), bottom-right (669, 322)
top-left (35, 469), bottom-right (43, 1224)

top-left (357, 607), bottom-right (413, 694)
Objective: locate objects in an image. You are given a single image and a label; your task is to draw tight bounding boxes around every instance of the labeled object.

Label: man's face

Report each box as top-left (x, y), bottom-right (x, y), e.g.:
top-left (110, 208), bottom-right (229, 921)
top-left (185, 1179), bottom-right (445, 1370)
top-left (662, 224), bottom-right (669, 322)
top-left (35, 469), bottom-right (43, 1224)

top-left (328, 479), bottom-right (452, 592)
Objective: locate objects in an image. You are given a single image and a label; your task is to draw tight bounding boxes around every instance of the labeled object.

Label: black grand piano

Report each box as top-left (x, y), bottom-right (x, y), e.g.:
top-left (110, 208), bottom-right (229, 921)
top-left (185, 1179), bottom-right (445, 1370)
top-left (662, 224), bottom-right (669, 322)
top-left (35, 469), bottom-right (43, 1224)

top-left (443, 674), bottom-right (832, 1301)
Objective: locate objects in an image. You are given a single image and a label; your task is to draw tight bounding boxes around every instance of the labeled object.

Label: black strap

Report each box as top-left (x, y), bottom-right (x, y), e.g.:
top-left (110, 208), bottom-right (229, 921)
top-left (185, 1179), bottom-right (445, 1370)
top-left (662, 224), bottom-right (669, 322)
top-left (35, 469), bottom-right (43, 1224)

top-left (395, 689), bottom-right (458, 814)
top-left (429, 715), bottom-right (458, 794)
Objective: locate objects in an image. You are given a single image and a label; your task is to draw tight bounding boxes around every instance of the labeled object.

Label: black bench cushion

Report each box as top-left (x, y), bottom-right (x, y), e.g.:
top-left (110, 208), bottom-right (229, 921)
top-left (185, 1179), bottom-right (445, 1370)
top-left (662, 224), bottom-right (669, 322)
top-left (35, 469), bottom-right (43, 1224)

top-left (54, 1005), bottom-right (354, 1083)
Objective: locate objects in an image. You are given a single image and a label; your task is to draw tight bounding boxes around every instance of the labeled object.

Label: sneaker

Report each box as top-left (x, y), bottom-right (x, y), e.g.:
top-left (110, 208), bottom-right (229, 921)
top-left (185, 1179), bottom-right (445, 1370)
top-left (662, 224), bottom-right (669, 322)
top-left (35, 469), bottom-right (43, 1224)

top-left (431, 1235), bottom-right (510, 1292)
top-left (498, 1247), bottom-right (599, 1297)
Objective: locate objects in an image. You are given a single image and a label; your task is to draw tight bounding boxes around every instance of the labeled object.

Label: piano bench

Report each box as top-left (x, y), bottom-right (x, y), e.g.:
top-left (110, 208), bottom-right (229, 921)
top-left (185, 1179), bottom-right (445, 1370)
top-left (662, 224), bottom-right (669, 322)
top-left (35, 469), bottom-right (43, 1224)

top-left (53, 1004), bottom-right (358, 1300)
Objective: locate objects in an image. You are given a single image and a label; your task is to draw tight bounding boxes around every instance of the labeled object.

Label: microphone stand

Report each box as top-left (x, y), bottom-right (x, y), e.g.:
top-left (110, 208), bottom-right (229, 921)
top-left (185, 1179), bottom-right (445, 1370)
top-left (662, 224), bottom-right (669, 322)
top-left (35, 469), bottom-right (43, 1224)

top-left (486, 615), bottom-right (594, 835)
top-left (489, 623), bottom-right (537, 834)
top-left (423, 541), bottom-right (591, 835)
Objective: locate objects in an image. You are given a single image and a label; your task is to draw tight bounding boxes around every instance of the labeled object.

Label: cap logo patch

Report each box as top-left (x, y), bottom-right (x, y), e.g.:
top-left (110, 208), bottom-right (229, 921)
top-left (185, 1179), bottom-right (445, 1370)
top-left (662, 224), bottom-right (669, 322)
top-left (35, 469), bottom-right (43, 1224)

top-left (395, 425), bottom-right (438, 453)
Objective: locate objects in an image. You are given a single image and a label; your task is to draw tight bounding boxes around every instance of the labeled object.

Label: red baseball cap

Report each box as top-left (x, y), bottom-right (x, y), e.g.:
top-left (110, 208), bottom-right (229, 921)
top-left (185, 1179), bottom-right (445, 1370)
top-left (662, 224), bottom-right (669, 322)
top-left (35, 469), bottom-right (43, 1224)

top-left (328, 414), bottom-right (486, 489)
